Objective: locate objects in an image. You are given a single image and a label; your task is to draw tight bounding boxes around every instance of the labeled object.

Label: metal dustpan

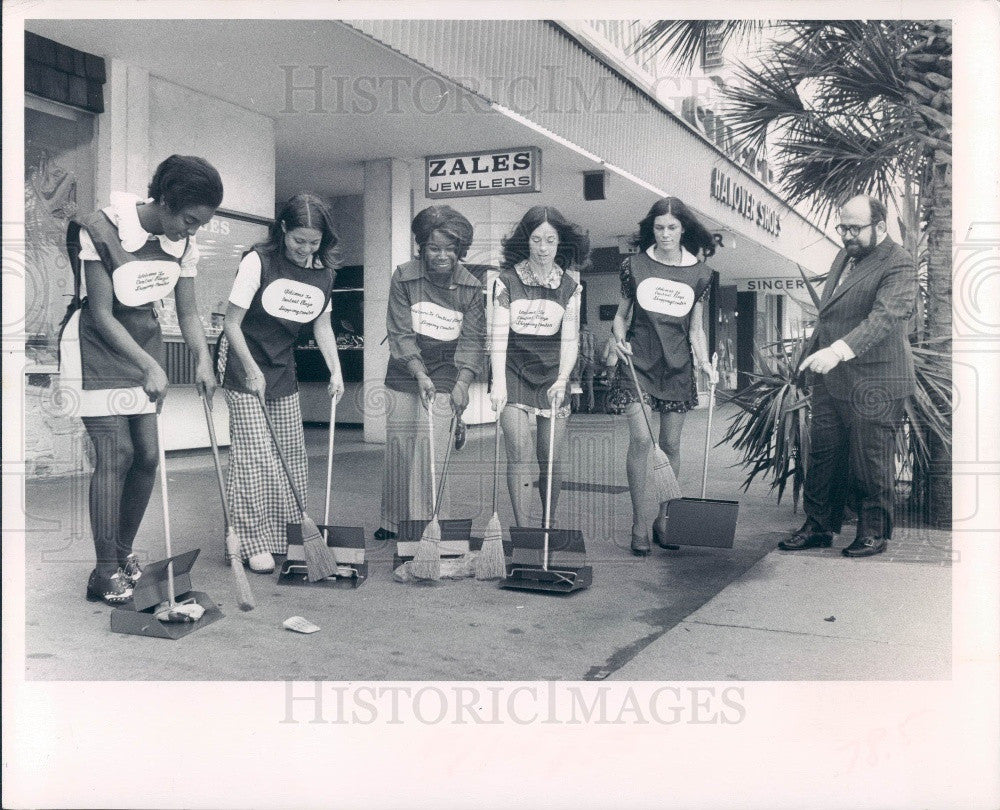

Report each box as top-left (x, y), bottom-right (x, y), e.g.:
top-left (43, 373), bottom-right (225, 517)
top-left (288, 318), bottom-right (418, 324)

top-left (279, 523), bottom-right (368, 588)
top-left (278, 398), bottom-right (366, 587)
top-left (660, 354), bottom-right (739, 549)
top-left (501, 407), bottom-right (591, 594)
top-left (501, 527), bottom-right (592, 593)
top-left (110, 549), bottom-right (223, 639)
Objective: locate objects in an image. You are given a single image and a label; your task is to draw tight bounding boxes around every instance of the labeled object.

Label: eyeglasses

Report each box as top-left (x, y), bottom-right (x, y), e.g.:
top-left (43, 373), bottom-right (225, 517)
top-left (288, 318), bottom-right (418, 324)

top-left (835, 222), bottom-right (873, 238)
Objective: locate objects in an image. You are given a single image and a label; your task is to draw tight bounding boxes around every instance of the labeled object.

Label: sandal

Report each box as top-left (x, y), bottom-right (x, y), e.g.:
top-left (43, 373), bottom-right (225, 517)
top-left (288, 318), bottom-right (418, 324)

top-left (85, 569), bottom-right (133, 605)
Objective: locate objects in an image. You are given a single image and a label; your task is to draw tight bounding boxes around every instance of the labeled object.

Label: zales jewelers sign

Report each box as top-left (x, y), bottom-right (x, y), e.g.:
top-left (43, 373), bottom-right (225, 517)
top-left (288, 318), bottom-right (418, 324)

top-left (710, 167), bottom-right (782, 237)
top-left (425, 147), bottom-right (541, 199)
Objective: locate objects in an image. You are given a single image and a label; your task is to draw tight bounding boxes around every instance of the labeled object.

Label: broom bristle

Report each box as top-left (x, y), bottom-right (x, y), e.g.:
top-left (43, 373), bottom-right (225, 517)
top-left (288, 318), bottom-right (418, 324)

top-left (301, 515), bottom-right (337, 582)
top-left (409, 518), bottom-right (441, 581)
top-left (475, 513), bottom-right (506, 580)
top-left (225, 527), bottom-right (255, 610)
top-left (651, 448), bottom-right (682, 501)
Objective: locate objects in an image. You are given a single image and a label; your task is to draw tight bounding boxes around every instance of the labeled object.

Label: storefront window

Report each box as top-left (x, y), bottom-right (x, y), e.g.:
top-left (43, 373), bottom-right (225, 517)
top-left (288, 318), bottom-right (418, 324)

top-left (24, 99), bottom-right (95, 362)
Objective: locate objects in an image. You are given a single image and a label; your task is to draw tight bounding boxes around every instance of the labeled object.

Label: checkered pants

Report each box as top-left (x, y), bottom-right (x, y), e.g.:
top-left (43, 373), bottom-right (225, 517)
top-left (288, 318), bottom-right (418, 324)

top-left (225, 389), bottom-right (307, 558)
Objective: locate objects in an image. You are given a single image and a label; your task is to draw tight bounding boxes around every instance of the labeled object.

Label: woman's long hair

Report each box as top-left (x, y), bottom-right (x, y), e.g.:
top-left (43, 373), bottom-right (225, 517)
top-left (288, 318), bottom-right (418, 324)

top-left (501, 205), bottom-right (591, 271)
top-left (260, 193), bottom-right (341, 269)
top-left (636, 196), bottom-right (716, 259)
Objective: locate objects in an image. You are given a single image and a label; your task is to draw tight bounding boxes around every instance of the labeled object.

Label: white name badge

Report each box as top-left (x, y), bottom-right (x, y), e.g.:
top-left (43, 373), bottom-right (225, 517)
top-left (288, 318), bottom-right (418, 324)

top-left (261, 279), bottom-right (325, 322)
top-left (636, 277), bottom-right (695, 317)
top-left (509, 297), bottom-right (565, 336)
top-left (411, 301), bottom-right (463, 341)
top-left (112, 260), bottom-right (181, 307)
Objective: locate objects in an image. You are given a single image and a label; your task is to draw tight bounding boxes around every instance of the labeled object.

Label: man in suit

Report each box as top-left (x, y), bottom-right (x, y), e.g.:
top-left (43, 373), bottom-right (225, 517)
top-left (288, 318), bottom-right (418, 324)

top-left (779, 195), bottom-right (917, 558)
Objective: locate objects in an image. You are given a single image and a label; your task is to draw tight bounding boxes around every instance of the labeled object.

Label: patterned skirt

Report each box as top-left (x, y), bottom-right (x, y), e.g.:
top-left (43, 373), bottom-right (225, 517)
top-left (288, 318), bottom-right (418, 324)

top-left (606, 359), bottom-right (699, 415)
top-left (225, 389), bottom-right (307, 558)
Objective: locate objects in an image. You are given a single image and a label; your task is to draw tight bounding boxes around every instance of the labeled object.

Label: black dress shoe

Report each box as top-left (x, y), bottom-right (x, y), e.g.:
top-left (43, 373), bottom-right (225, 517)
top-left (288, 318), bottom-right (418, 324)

top-left (454, 418), bottom-right (467, 451)
top-left (374, 527), bottom-right (396, 542)
top-left (842, 536), bottom-right (887, 558)
top-left (778, 524), bottom-right (833, 551)
top-left (652, 517), bottom-right (680, 550)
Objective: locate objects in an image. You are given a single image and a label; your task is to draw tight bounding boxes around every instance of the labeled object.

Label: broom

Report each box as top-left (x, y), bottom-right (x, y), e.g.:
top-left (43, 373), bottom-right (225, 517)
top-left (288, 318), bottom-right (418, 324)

top-left (624, 354), bottom-right (682, 510)
top-left (254, 390), bottom-right (337, 582)
top-left (409, 408), bottom-right (451, 581)
top-left (475, 418), bottom-right (506, 580)
top-left (200, 387), bottom-right (254, 611)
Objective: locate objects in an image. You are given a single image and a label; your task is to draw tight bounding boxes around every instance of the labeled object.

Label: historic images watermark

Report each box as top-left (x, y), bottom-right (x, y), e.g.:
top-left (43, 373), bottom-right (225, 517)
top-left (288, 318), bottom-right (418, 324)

top-left (280, 680), bottom-right (747, 726)
top-left (278, 64), bottom-right (719, 118)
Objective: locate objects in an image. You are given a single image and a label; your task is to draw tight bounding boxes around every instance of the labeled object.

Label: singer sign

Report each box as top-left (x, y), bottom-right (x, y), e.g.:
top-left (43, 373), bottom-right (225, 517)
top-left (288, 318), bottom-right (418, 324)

top-left (425, 147), bottom-right (541, 199)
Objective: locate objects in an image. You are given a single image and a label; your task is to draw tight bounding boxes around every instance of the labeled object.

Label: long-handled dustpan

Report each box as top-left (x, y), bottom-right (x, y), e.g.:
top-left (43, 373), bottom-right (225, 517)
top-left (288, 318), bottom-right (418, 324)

top-left (659, 354), bottom-right (739, 548)
top-left (501, 404), bottom-right (591, 594)
top-left (279, 396), bottom-right (367, 587)
top-left (111, 411), bottom-right (223, 638)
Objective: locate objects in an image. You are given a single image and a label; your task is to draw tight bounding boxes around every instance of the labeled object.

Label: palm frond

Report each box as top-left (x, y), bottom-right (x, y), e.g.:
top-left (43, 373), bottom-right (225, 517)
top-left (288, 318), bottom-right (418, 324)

top-left (632, 20), bottom-right (766, 70)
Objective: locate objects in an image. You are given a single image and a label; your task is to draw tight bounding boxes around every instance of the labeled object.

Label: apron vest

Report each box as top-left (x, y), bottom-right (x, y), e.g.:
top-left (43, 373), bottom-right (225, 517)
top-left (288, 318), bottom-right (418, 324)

top-left (75, 209), bottom-right (187, 390)
top-left (626, 251), bottom-right (713, 401)
top-left (501, 266), bottom-right (578, 411)
top-left (384, 259), bottom-right (477, 394)
top-left (223, 248), bottom-right (335, 399)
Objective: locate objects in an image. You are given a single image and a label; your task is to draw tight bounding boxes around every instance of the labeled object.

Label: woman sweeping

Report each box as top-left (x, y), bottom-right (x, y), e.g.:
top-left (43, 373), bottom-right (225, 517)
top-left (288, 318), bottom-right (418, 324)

top-left (222, 194), bottom-right (344, 573)
top-left (609, 196), bottom-right (719, 555)
top-left (377, 205), bottom-right (486, 541)
top-left (489, 206), bottom-right (588, 526)
top-left (60, 154), bottom-right (223, 604)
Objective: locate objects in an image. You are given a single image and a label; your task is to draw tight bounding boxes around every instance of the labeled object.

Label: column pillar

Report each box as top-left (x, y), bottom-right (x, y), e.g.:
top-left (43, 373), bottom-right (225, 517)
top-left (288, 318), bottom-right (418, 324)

top-left (362, 158), bottom-right (411, 444)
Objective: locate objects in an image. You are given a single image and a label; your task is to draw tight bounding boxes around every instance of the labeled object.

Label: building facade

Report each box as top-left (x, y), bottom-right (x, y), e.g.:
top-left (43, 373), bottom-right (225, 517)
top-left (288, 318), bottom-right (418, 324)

top-left (21, 18), bottom-right (839, 471)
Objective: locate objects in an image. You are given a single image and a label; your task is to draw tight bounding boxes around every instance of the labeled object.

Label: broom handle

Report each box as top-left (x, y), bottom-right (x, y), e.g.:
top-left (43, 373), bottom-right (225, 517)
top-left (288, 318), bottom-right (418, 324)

top-left (433, 415), bottom-right (456, 521)
top-left (701, 353), bottom-right (718, 500)
top-left (543, 403), bottom-right (557, 571)
top-left (155, 412), bottom-right (176, 605)
top-left (492, 417), bottom-right (501, 515)
top-left (427, 405), bottom-right (437, 517)
top-left (200, 390), bottom-right (231, 528)
top-left (324, 397), bottom-right (337, 526)
top-left (254, 390), bottom-right (306, 515)
top-left (625, 355), bottom-right (658, 447)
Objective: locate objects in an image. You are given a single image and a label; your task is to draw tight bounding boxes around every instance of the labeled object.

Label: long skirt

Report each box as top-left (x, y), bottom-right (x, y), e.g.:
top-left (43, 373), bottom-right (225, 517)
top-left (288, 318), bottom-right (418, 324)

top-left (380, 389), bottom-right (453, 532)
top-left (225, 389), bottom-right (307, 558)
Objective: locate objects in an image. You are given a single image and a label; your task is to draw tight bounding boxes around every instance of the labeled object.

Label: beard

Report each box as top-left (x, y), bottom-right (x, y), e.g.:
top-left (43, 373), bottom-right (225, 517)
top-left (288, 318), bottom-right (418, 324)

top-left (844, 233), bottom-right (877, 257)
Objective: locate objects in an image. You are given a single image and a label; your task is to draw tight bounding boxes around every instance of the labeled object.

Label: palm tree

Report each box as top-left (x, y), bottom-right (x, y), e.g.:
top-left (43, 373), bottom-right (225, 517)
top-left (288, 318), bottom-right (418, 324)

top-left (634, 20), bottom-right (952, 525)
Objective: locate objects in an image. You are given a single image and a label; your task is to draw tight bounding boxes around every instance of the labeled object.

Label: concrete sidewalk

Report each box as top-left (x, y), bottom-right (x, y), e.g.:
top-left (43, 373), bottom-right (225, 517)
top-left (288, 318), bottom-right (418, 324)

top-left (22, 404), bottom-right (952, 681)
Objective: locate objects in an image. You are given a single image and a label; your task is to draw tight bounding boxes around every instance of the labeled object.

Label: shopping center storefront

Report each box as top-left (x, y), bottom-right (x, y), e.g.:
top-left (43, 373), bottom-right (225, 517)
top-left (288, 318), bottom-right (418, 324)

top-left (21, 18), bottom-right (839, 468)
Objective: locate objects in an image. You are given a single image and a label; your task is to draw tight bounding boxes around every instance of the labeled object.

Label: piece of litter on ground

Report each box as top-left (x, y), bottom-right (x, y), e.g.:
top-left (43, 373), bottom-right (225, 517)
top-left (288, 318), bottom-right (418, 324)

top-left (824, 616), bottom-right (836, 622)
top-left (284, 616), bottom-right (320, 634)
top-left (516, 605), bottom-right (524, 609)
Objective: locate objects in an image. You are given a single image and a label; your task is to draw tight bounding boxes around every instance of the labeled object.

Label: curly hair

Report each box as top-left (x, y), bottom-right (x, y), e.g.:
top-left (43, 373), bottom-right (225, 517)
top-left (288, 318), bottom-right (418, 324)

top-left (636, 196), bottom-right (716, 259)
top-left (501, 205), bottom-right (591, 270)
top-left (258, 193), bottom-right (341, 270)
top-left (411, 205), bottom-right (474, 260)
top-left (147, 155), bottom-right (224, 212)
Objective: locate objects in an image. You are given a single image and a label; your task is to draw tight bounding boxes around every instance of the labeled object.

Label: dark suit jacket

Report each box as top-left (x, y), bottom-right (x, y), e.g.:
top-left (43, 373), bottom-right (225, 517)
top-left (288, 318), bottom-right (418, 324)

top-left (805, 236), bottom-right (917, 402)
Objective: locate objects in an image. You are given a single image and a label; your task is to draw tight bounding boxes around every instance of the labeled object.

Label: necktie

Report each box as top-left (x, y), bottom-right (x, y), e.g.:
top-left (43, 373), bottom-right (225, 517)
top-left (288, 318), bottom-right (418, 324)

top-left (836, 257), bottom-right (855, 289)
